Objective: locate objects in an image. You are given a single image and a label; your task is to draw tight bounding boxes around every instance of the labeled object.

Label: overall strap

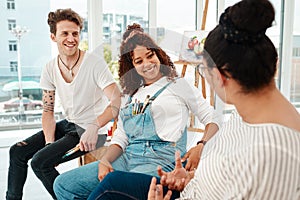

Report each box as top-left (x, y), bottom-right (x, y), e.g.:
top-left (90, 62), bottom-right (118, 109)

top-left (139, 80), bottom-right (175, 114)
top-left (126, 78), bottom-right (178, 105)
top-left (149, 79), bottom-right (175, 102)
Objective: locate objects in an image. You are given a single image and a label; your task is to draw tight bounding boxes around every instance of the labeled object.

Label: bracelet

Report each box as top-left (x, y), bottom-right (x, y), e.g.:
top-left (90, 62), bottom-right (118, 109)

top-left (110, 105), bottom-right (120, 112)
top-left (197, 140), bottom-right (207, 146)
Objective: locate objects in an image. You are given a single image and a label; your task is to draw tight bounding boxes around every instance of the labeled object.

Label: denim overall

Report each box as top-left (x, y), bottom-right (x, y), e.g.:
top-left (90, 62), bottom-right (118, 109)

top-left (112, 81), bottom-right (187, 177)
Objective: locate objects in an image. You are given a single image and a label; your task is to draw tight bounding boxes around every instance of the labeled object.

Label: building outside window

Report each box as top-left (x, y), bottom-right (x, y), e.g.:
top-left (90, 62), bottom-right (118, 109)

top-left (8, 40), bottom-right (17, 51)
top-left (293, 47), bottom-right (300, 57)
top-left (9, 61), bottom-right (18, 72)
top-left (8, 19), bottom-right (16, 30)
top-left (7, 0), bottom-right (15, 10)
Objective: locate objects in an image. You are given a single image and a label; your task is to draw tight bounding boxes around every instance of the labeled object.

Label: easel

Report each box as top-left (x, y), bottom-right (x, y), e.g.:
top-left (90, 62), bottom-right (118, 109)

top-left (174, 0), bottom-right (213, 133)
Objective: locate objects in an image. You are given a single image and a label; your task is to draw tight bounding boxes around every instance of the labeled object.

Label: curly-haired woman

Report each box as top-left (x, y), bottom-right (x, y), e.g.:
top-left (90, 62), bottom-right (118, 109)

top-left (53, 23), bottom-right (219, 200)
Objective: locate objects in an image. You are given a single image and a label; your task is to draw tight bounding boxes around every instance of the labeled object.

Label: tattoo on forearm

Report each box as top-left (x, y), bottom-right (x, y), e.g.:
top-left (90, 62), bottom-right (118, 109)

top-left (43, 90), bottom-right (55, 112)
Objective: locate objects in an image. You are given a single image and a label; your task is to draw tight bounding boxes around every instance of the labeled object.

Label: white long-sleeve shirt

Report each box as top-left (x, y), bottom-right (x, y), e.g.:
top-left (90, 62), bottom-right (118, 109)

top-left (111, 76), bottom-right (220, 150)
top-left (181, 111), bottom-right (300, 199)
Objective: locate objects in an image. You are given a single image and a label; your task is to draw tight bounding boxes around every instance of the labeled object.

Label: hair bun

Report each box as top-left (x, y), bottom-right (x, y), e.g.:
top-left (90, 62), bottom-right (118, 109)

top-left (123, 23), bottom-right (144, 40)
top-left (229, 0), bottom-right (275, 33)
top-left (127, 23), bottom-right (144, 32)
top-left (219, 0), bottom-right (275, 44)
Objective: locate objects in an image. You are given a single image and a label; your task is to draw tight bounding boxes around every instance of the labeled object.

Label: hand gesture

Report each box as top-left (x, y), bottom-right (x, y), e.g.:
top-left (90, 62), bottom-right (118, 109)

top-left (98, 159), bottom-right (114, 181)
top-left (147, 177), bottom-right (172, 200)
top-left (79, 124), bottom-right (99, 152)
top-left (158, 151), bottom-right (194, 191)
top-left (181, 144), bottom-right (203, 171)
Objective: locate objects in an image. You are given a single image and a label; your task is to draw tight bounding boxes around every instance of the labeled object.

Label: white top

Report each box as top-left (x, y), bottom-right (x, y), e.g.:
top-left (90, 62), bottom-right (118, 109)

top-left (40, 52), bottom-right (115, 131)
top-left (181, 111), bottom-right (300, 200)
top-left (111, 76), bottom-right (220, 150)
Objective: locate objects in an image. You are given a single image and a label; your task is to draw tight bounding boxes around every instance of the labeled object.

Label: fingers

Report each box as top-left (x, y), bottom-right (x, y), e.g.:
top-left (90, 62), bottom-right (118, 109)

top-left (79, 140), bottom-right (96, 152)
top-left (147, 177), bottom-right (157, 200)
top-left (181, 151), bottom-right (189, 163)
top-left (185, 160), bottom-right (197, 171)
top-left (98, 161), bottom-right (113, 181)
top-left (184, 147), bottom-right (201, 171)
top-left (148, 177), bottom-right (172, 200)
top-left (185, 156), bottom-right (198, 172)
top-left (185, 160), bottom-right (191, 171)
top-left (98, 170), bottom-right (110, 181)
top-left (175, 151), bottom-right (183, 169)
top-left (160, 174), bottom-right (167, 186)
top-left (163, 190), bottom-right (172, 200)
top-left (79, 141), bottom-right (85, 151)
top-left (157, 166), bottom-right (166, 177)
top-left (173, 178), bottom-right (186, 191)
top-left (155, 184), bottom-right (164, 200)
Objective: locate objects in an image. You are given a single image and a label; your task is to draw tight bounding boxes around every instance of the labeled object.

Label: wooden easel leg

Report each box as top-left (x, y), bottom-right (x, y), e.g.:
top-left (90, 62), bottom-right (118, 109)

top-left (181, 64), bottom-right (187, 77)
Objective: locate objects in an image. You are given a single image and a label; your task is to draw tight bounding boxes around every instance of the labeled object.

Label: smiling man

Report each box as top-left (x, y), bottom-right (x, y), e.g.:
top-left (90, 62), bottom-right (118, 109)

top-left (5, 8), bottom-right (121, 200)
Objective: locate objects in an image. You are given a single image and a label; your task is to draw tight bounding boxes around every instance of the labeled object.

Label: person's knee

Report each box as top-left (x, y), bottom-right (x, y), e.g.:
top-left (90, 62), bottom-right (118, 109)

top-left (53, 172), bottom-right (87, 200)
top-left (9, 141), bottom-right (28, 162)
top-left (30, 152), bottom-right (45, 172)
top-left (53, 175), bottom-right (64, 198)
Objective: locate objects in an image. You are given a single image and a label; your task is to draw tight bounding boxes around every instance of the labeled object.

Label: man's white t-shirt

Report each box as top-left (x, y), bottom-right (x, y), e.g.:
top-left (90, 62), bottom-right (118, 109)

top-left (40, 52), bottom-right (115, 133)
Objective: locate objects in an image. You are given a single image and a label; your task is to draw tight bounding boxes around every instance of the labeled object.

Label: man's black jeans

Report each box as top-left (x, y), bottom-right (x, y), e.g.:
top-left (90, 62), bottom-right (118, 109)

top-left (6, 119), bottom-right (86, 200)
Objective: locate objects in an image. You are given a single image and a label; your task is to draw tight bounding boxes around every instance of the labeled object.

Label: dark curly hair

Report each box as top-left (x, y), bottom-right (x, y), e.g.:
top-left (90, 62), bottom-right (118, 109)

top-left (47, 8), bottom-right (83, 35)
top-left (203, 0), bottom-right (278, 93)
top-left (119, 23), bottom-right (177, 95)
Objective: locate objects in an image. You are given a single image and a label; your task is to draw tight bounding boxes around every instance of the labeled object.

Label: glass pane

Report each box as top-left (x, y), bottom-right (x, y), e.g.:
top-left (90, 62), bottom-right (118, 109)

top-left (1, 1), bottom-right (56, 128)
top-left (156, 0), bottom-right (196, 60)
top-left (102, 0), bottom-right (149, 80)
top-left (291, 0), bottom-right (300, 107)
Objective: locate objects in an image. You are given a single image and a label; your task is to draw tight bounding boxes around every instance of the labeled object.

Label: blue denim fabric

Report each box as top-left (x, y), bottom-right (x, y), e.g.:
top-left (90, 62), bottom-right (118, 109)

top-left (6, 120), bottom-right (88, 200)
top-left (54, 161), bottom-right (101, 200)
top-left (114, 102), bottom-right (187, 176)
top-left (54, 82), bottom-right (187, 200)
top-left (87, 171), bottom-right (180, 200)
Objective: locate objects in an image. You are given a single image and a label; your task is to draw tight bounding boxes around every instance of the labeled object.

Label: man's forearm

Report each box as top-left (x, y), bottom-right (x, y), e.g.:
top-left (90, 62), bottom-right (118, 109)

top-left (101, 144), bottom-right (123, 163)
top-left (42, 112), bottom-right (56, 143)
top-left (95, 83), bottom-right (121, 128)
top-left (42, 89), bottom-right (56, 144)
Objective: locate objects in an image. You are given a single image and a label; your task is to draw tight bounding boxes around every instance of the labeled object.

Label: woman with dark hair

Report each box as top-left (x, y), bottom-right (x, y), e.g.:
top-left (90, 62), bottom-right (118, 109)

top-left (84, 1), bottom-right (300, 199)
top-left (53, 23), bottom-right (219, 200)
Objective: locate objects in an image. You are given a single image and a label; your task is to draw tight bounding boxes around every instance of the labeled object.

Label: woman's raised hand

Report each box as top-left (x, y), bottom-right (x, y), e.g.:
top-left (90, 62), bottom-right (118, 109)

top-left (158, 151), bottom-right (193, 191)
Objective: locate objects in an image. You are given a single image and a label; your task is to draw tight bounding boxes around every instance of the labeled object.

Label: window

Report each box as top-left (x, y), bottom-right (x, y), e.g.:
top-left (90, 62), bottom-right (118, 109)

top-left (291, 1), bottom-right (300, 105)
top-left (9, 40), bottom-right (17, 51)
top-left (156, 0), bottom-right (196, 60)
top-left (293, 47), bottom-right (300, 57)
top-left (7, 0), bottom-right (15, 10)
top-left (102, 0), bottom-right (149, 66)
top-left (10, 61), bottom-right (18, 72)
top-left (8, 19), bottom-right (16, 30)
